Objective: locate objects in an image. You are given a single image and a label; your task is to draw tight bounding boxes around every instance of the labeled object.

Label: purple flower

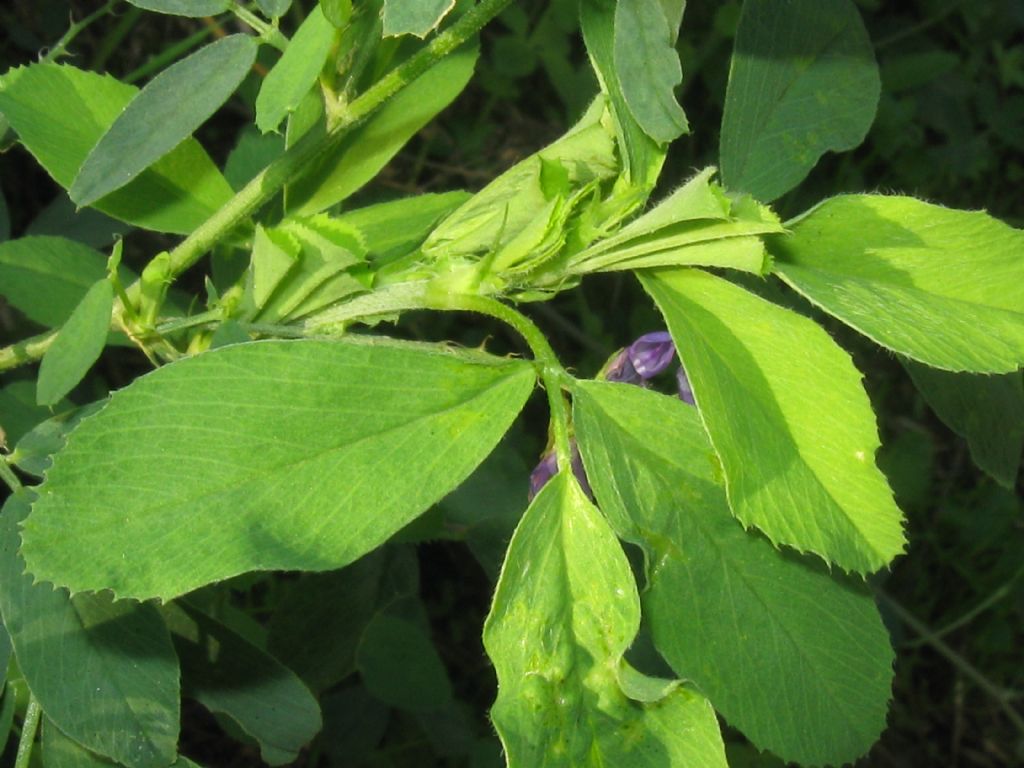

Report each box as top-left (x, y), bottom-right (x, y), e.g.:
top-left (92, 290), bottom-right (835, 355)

top-left (528, 440), bottom-right (593, 501)
top-left (605, 331), bottom-right (676, 385)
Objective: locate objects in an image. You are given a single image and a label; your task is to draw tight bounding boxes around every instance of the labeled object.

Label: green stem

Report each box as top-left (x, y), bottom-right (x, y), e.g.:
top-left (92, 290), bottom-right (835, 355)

top-left (14, 696), bottom-right (42, 768)
top-left (231, 3), bottom-right (288, 51)
top-left (42, 0), bottom-right (116, 63)
top-left (0, 0), bottom-right (514, 373)
top-left (0, 330), bottom-right (56, 374)
top-left (128, 0), bottom-right (513, 301)
top-left (426, 294), bottom-right (573, 466)
top-left (878, 590), bottom-right (1024, 734)
top-left (92, 5), bottom-right (144, 71)
top-left (0, 456), bottom-right (23, 492)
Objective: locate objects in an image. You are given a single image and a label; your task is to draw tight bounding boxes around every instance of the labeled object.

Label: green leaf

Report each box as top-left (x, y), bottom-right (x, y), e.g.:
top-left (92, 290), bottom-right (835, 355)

top-left (382, 0), bottom-right (454, 37)
top-left (320, 0), bottom-right (352, 27)
top-left (43, 719), bottom-right (115, 768)
top-left (0, 236), bottom-right (118, 327)
top-left (641, 268), bottom-right (906, 574)
top-left (0, 492), bottom-right (180, 768)
top-left (0, 63), bottom-right (233, 233)
top-left (36, 279), bottom-right (114, 406)
top-left (613, 0), bottom-right (688, 144)
top-left (580, 0), bottom-right (664, 189)
top-left (248, 216), bottom-right (366, 323)
top-left (720, 0), bottom-right (879, 202)
top-left (567, 168), bottom-right (783, 275)
top-left (10, 401), bottom-right (106, 477)
top-left (267, 546), bottom-right (418, 692)
top-left (357, 612), bottom-right (453, 712)
top-left (167, 603), bottom-right (321, 766)
top-left (223, 127), bottom-right (285, 190)
top-left (42, 716), bottom-right (209, 768)
top-left (422, 100), bottom-right (617, 262)
top-left (256, 0), bottom-right (292, 18)
top-left (286, 44), bottom-right (477, 215)
top-left (249, 224), bottom-right (300, 308)
top-left (23, 338), bottom-right (535, 601)
top-left (26, 197), bottom-right (129, 250)
top-left (126, 0), bottom-right (229, 16)
top-left (336, 191), bottom-right (470, 267)
top-left (0, 382), bottom-right (72, 447)
top-left (905, 363), bottom-right (1024, 488)
top-left (771, 195), bottom-right (1024, 373)
top-left (573, 380), bottom-right (895, 766)
top-left (256, 7), bottom-right (336, 134)
top-left (483, 472), bottom-right (729, 767)
top-left (71, 35), bottom-right (258, 207)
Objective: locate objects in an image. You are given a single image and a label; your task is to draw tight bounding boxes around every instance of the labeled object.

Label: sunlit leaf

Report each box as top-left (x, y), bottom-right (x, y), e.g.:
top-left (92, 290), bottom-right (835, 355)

top-left (23, 338), bottom-right (534, 600)
top-left (642, 268), bottom-right (905, 573)
top-left (574, 380), bottom-right (895, 765)
top-left (772, 195), bottom-right (1024, 373)
top-left (484, 472), bottom-right (728, 767)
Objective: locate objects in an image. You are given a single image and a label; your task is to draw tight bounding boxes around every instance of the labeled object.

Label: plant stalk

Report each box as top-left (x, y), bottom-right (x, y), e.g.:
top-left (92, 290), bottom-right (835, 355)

top-left (14, 696), bottom-right (42, 768)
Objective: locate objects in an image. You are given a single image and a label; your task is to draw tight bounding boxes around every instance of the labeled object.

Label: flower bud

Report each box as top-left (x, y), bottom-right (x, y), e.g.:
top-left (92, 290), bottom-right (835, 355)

top-left (677, 366), bottom-right (695, 405)
top-left (528, 440), bottom-right (593, 501)
top-left (604, 331), bottom-right (676, 385)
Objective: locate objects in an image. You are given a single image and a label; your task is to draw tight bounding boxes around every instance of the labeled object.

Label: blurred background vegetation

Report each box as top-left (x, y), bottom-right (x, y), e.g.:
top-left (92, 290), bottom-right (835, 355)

top-left (1, 1), bottom-right (1022, 766)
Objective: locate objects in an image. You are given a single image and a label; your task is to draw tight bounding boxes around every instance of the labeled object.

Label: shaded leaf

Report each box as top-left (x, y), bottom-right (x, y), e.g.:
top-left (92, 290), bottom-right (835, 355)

top-left (126, 0), bottom-right (229, 16)
top-left (484, 472), bottom-right (728, 767)
top-left (382, 0), bottom-right (454, 37)
top-left (0, 236), bottom-right (119, 327)
top-left (0, 63), bottom-right (232, 233)
top-left (573, 380), bottom-right (895, 766)
top-left (168, 603), bottom-right (321, 766)
top-left (287, 44), bottom-right (477, 215)
top-left (642, 268), bottom-right (905, 574)
top-left (36, 279), bottom-right (113, 405)
top-left (10, 400), bottom-right (106, 477)
top-left (580, 0), bottom-right (664, 189)
top-left (905, 363), bottom-right (1024, 488)
top-left (256, 0), bottom-right (292, 18)
top-left (256, 7), bottom-right (336, 134)
top-left (0, 492), bottom-right (179, 768)
top-left (23, 338), bottom-right (535, 600)
top-left (267, 546), bottom-right (418, 692)
top-left (71, 35), bottom-right (258, 206)
top-left (771, 195), bottom-right (1024, 373)
top-left (357, 612), bottom-right (453, 713)
top-left (720, 0), bottom-right (879, 201)
top-left (0, 382), bottom-right (72, 446)
top-left (613, 0), bottom-right (688, 143)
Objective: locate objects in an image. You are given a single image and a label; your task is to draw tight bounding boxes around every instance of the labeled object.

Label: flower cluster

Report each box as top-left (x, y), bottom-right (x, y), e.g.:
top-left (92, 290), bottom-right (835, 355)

top-left (528, 331), bottom-right (695, 499)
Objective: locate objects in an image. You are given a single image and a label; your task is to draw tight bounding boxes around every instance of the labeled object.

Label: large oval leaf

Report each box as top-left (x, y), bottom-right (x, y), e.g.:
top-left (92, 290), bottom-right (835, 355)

top-left (641, 268), bottom-right (905, 574)
top-left (573, 381), bottom-right (895, 766)
top-left (22, 338), bottom-right (534, 601)
top-left (483, 472), bottom-right (728, 767)
top-left (771, 195), bottom-right (1024, 373)
top-left (720, 0), bottom-right (879, 202)
top-left (0, 492), bottom-right (180, 768)
top-left (0, 64), bottom-right (232, 234)
top-left (71, 35), bottom-right (258, 207)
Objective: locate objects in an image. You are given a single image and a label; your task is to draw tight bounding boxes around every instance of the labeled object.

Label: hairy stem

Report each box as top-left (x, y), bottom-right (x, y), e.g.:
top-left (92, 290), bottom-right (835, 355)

top-left (14, 696), bottom-right (42, 768)
top-left (0, 330), bottom-right (56, 374)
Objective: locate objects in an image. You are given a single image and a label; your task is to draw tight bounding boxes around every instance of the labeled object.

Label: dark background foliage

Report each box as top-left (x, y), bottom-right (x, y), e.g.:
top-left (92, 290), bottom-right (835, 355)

top-left (1, 1), bottom-right (1022, 766)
